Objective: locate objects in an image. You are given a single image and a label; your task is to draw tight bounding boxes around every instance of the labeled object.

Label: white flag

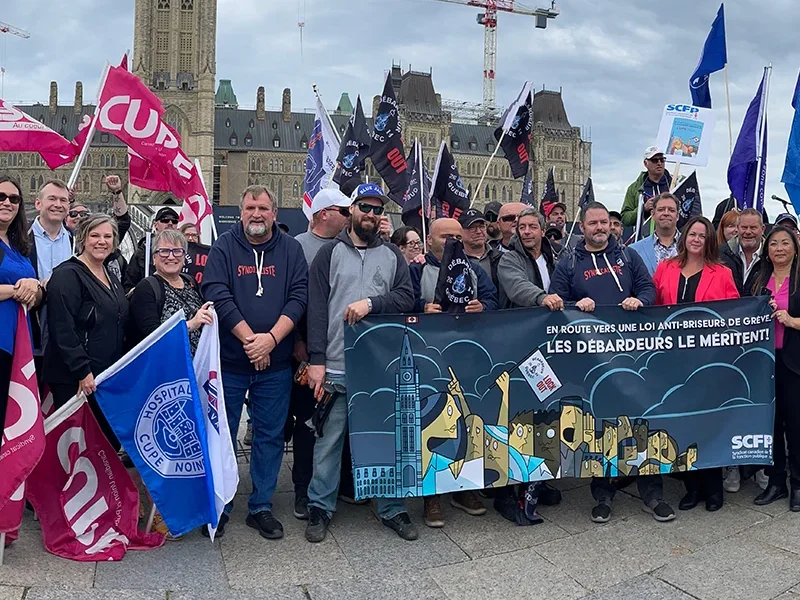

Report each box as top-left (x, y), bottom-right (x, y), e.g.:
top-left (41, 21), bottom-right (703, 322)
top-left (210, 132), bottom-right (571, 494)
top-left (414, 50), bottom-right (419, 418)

top-left (518, 350), bottom-right (562, 402)
top-left (302, 96), bottom-right (340, 220)
top-left (193, 310), bottom-right (239, 541)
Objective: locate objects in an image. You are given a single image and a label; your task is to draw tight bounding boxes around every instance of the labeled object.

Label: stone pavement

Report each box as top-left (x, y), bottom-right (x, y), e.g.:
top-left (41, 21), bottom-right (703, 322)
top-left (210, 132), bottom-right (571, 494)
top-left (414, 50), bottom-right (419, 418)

top-left (4, 448), bottom-right (800, 600)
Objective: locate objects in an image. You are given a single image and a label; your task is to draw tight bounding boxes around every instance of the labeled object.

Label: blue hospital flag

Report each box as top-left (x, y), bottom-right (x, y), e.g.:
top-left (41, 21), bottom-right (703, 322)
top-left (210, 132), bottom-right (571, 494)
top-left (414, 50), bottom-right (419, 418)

top-left (689, 4), bottom-right (727, 109)
top-left (93, 311), bottom-right (216, 537)
top-left (782, 71), bottom-right (800, 213)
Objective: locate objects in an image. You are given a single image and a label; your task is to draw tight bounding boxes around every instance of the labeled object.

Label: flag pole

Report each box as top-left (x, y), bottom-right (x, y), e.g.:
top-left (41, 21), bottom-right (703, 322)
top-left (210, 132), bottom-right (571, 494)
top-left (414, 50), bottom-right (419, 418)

top-left (724, 64), bottom-right (733, 156)
top-left (633, 190), bottom-right (645, 243)
top-left (417, 139), bottom-right (428, 254)
top-left (144, 503), bottom-right (157, 533)
top-left (474, 132), bottom-right (504, 207)
top-left (312, 84), bottom-right (341, 144)
top-left (193, 159), bottom-right (218, 242)
top-left (0, 533), bottom-right (6, 565)
top-left (68, 63), bottom-right (110, 190)
top-left (755, 64), bottom-right (772, 204)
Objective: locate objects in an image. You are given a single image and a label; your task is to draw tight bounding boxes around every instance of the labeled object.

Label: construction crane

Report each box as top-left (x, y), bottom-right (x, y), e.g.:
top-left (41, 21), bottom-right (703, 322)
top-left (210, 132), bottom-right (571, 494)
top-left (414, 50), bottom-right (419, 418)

top-left (433, 0), bottom-right (558, 118)
top-left (0, 21), bottom-right (31, 97)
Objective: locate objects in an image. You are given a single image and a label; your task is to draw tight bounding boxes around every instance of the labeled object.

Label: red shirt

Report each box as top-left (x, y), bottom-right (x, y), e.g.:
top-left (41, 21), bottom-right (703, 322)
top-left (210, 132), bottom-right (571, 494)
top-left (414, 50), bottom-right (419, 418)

top-left (653, 260), bottom-right (740, 306)
top-left (768, 275), bottom-right (790, 350)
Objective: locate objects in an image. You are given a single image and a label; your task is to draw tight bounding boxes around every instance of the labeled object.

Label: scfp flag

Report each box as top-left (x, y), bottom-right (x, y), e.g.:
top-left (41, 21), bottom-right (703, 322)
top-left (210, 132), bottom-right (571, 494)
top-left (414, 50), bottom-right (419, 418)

top-left (434, 238), bottom-right (475, 313)
top-left (494, 82), bottom-right (533, 179)
top-left (93, 311), bottom-right (216, 538)
top-left (334, 95), bottom-right (371, 189)
top-left (430, 142), bottom-right (470, 221)
top-left (674, 171), bottom-right (703, 230)
top-left (369, 74), bottom-right (409, 204)
top-left (401, 141), bottom-right (433, 231)
top-left (689, 4), bottom-right (727, 109)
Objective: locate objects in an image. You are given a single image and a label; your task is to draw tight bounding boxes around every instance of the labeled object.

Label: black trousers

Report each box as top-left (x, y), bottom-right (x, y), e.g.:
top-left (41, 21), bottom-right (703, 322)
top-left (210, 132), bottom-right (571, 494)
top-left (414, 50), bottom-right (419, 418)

top-left (682, 468), bottom-right (723, 498)
top-left (285, 378), bottom-right (316, 498)
top-left (767, 352), bottom-right (800, 490)
top-left (50, 382), bottom-right (120, 451)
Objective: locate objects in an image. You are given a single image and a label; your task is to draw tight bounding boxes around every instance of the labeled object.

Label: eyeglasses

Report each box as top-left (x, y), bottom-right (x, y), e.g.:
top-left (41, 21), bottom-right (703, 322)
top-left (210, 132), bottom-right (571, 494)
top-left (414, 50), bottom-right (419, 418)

top-left (155, 248), bottom-right (186, 258)
top-left (184, 232), bottom-right (200, 240)
top-left (648, 157), bottom-right (666, 164)
top-left (485, 213), bottom-right (498, 223)
top-left (355, 202), bottom-right (385, 216)
top-left (68, 209), bottom-right (89, 219)
top-left (0, 192), bottom-right (21, 205)
top-left (159, 217), bottom-right (179, 225)
top-left (403, 240), bottom-right (422, 248)
top-left (499, 215), bottom-right (518, 223)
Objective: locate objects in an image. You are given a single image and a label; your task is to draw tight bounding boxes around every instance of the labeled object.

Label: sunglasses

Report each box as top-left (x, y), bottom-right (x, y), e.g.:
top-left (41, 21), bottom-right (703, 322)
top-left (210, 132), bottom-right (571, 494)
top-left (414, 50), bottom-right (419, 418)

top-left (499, 215), bottom-right (518, 223)
top-left (68, 209), bottom-right (90, 219)
top-left (327, 207), bottom-right (350, 217)
top-left (155, 248), bottom-right (186, 258)
top-left (159, 217), bottom-right (179, 225)
top-left (0, 192), bottom-right (22, 205)
top-left (355, 202), bottom-right (384, 216)
top-left (648, 157), bottom-right (666, 164)
top-left (485, 213), bottom-right (498, 223)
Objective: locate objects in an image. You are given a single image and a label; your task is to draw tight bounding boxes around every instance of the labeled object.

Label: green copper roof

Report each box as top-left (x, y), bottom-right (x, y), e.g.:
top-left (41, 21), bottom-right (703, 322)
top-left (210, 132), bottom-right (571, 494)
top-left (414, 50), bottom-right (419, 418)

top-left (215, 79), bottom-right (238, 107)
top-left (336, 92), bottom-right (353, 115)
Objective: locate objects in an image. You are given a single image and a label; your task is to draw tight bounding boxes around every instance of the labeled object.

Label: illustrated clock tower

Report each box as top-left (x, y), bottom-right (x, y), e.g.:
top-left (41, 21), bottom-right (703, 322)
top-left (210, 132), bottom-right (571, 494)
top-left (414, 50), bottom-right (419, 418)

top-left (395, 330), bottom-right (423, 497)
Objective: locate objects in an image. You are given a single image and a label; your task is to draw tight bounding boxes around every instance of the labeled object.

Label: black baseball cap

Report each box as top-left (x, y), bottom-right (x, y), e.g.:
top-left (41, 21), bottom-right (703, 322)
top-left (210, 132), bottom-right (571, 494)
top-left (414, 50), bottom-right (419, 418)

top-left (155, 207), bottom-right (179, 221)
top-left (545, 226), bottom-right (563, 241)
top-left (776, 213), bottom-right (798, 228)
top-left (484, 201), bottom-right (502, 218)
top-left (459, 208), bottom-right (486, 229)
top-left (608, 210), bottom-right (622, 222)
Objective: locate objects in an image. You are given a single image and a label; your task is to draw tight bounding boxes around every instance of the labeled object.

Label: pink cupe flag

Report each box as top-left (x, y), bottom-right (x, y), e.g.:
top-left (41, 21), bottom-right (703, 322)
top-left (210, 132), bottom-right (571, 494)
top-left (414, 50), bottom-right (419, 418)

top-left (0, 99), bottom-right (76, 169)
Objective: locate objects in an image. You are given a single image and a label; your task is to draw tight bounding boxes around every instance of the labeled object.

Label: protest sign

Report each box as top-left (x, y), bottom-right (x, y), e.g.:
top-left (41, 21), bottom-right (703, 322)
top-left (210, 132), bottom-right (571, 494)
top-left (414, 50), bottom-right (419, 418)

top-left (344, 297), bottom-right (775, 499)
top-left (655, 104), bottom-right (716, 167)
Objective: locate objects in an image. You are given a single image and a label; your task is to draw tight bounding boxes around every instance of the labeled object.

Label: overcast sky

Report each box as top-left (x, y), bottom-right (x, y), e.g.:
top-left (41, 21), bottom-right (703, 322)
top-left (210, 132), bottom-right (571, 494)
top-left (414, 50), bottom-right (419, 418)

top-left (3, 0), bottom-right (799, 216)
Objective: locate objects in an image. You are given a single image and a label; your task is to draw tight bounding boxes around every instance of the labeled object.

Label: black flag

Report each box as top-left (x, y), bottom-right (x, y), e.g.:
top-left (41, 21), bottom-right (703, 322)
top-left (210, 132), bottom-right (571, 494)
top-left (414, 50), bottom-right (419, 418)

top-left (401, 141), bottom-right (432, 231)
top-left (431, 142), bottom-right (471, 221)
top-left (579, 177), bottom-right (595, 210)
top-left (494, 85), bottom-right (532, 179)
top-left (520, 167), bottom-right (535, 207)
top-left (369, 74), bottom-right (409, 204)
top-left (674, 171), bottom-right (703, 230)
top-left (334, 95), bottom-right (371, 188)
top-left (540, 167), bottom-right (559, 218)
top-left (434, 238), bottom-right (475, 313)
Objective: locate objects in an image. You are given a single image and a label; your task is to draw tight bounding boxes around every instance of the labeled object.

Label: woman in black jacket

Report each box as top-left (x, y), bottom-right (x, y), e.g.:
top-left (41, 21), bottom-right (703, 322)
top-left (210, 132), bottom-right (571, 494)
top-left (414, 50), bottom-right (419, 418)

top-left (44, 213), bottom-right (128, 445)
top-left (129, 229), bottom-right (212, 353)
top-left (749, 226), bottom-right (800, 510)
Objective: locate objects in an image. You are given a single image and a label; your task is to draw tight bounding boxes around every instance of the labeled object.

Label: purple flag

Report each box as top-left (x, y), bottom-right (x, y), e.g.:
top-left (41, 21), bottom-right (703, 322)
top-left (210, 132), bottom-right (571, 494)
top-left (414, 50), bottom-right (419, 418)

top-left (728, 69), bottom-right (768, 210)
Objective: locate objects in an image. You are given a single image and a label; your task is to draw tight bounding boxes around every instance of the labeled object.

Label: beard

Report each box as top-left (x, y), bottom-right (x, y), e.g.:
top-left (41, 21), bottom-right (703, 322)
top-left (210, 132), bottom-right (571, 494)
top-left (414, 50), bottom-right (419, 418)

top-left (245, 221), bottom-right (268, 237)
top-left (353, 218), bottom-right (378, 244)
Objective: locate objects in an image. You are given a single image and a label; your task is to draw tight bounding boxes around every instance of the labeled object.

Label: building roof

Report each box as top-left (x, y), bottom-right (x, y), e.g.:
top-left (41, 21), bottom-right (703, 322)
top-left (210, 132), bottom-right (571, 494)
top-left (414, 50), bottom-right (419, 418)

top-left (335, 93), bottom-right (353, 115)
top-left (398, 71), bottom-right (441, 116)
top-left (16, 104), bottom-right (126, 147)
top-left (449, 122), bottom-right (505, 157)
top-left (532, 90), bottom-right (572, 130)
top-left (215, 79), bottom-right (239, 108)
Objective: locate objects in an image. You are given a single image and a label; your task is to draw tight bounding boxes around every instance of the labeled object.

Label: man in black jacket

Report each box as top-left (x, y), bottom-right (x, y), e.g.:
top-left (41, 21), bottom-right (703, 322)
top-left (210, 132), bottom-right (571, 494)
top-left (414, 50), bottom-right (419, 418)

top-left (123, 206), bottom-right (178, 292)
top-left (720, 208), bottom-right (765, 295)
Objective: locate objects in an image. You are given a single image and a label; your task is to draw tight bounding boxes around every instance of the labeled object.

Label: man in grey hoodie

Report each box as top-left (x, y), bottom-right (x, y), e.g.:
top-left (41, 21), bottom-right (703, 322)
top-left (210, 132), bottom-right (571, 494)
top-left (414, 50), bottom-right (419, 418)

top-left (305, 183), bottom-right (417, 543)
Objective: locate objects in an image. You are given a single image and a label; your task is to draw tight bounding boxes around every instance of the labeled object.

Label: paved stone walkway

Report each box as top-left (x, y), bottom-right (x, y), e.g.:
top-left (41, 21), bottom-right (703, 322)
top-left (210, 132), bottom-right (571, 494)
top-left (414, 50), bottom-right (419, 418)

top-left (3, 449), bottom-right (800, 599)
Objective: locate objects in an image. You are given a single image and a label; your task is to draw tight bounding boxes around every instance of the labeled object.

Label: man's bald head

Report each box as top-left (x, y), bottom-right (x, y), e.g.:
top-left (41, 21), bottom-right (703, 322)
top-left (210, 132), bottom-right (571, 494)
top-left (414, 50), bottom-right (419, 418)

top-left (428, 218), bottom-right (463, 261)
top-left (498, 202), bottom-right (526, 246)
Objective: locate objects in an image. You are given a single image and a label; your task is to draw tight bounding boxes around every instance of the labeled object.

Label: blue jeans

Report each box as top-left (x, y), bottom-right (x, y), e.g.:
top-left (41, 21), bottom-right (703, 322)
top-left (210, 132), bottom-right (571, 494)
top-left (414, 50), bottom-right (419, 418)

top-left (307, 373), bottom-right (407, 520)
top-left (223, 367), bottom-right (292, 515)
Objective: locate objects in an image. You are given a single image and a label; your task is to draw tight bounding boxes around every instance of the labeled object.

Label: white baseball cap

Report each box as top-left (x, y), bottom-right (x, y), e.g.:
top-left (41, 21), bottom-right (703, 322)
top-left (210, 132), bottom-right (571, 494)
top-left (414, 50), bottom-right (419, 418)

top-left (644, 146), bottom-right (665, 160)
top-left (310, 189), bottom-right (351, 215)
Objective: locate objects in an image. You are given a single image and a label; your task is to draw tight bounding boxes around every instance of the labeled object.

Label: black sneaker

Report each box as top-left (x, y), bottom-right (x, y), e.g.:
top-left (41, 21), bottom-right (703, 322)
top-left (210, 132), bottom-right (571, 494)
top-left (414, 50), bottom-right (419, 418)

top-left (591, 501), bottom-right (612, 523)
top-left (246, 510), bottom-right (284, 540)
top-left (305, 506), bottom-right (331, 543)
top-left (201, 512), bottom-right (229, 538)
top-left (538, 482), bottom-right (562, 506)
top-left (643, 500), bottom-right (676, 522)
top-left (381, 513), bottom-right (418, 541)
top-left (294, 495), bottom-right (310, 520)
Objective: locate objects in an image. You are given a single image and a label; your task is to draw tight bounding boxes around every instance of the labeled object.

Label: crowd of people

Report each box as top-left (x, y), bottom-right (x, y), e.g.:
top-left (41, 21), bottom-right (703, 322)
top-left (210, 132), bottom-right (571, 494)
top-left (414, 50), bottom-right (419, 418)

top-left (0, 142), bottom-right (797, 545)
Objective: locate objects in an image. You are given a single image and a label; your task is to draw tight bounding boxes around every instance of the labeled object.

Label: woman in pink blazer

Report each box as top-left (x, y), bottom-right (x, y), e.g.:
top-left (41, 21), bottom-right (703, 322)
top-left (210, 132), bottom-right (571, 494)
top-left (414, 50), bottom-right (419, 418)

top-left (653, 216), bottom-right (739, 512)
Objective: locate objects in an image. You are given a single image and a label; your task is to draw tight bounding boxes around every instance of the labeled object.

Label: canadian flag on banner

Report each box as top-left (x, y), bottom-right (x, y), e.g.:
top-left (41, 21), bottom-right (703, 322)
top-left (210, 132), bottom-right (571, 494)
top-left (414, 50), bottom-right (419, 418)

top-left (0, 99), bottom-right (76, 169)
top-left (26, 395), bottom-right (165, 561)
top-left (95, 65), bottom-right (213, 232)
top-left (0, 306), bottom-right (46, 524)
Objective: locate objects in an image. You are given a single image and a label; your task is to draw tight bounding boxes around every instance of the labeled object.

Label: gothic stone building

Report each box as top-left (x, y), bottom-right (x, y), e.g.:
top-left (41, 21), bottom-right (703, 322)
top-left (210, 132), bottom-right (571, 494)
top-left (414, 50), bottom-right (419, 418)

top-left (6, 0), bottom-right (591, 220)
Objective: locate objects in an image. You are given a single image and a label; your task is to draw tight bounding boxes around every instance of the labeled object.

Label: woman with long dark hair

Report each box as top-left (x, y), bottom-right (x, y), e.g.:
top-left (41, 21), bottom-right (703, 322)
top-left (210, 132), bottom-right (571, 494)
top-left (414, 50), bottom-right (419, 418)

top-left (749, 226), bottom-right (800, 509)
top-left (0, 175), bottom-right (42, 433)
top-left (653, 216), bottom-right (739, 511)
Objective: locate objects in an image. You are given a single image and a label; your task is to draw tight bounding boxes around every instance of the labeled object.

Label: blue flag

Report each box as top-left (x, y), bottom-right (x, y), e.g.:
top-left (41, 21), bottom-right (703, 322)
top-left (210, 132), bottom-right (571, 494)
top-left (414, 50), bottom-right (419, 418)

top-left (728, 69), bottom-right (768, 211)
top-left (782, 71), bottom-right (800, 213)
top-left (93, 311), bottom-right (216, 537)
top-left (689, 4), bottom-right (727, 109)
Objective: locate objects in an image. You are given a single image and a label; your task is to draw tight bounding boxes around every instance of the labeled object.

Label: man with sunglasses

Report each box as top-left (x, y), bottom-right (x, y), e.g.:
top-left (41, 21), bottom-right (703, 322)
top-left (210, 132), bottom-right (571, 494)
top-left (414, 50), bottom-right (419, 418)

top-left (620, 146), bottom-right (673, 233)
top-left (124, 206), bottom-right (179, 292)
top-left (305, 182), bottom-right (417, 543)
top-left (497, 202), bottom-right (527, 251)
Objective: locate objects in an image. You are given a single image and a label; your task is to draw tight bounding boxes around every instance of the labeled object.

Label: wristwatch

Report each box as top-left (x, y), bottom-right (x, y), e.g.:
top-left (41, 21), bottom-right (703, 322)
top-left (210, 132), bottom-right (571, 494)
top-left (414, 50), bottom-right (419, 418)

top-left (366, 298), bottom-right (373, 313)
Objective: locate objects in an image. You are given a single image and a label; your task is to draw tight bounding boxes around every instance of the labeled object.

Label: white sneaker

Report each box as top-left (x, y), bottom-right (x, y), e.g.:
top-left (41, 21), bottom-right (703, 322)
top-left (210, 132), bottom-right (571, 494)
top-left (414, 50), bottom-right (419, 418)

top-left (755, 469), bottom-right (769, 490)
top-left (723, 467), bottom-right (740, 493)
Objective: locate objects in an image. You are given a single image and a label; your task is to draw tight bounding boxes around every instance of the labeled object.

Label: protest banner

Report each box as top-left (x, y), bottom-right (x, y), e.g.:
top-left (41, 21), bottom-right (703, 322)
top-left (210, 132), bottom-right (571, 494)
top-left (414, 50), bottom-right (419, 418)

top-left (344, 297), bottom-right (775, 499)
top-left (655, 103), bottom-right (716, 168)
